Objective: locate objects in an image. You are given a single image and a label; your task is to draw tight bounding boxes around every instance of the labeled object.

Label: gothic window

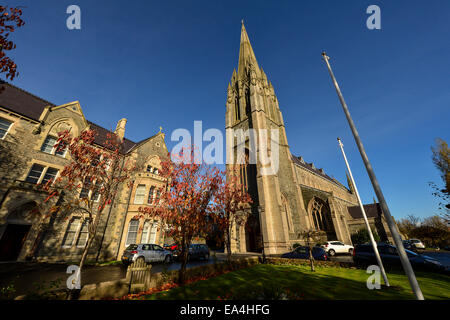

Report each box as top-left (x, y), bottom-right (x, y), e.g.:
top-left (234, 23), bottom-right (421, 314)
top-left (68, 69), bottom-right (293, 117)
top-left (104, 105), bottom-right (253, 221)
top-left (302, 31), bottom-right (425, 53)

top-left (310, 197), bottom-right (332, 232)
top-left (235, 97), bottom-right (241, 122)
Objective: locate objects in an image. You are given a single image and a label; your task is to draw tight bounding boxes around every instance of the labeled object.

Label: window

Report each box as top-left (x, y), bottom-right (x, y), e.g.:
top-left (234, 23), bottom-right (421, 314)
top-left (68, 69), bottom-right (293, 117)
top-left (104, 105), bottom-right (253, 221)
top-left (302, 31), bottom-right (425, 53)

top-left (147, 186), bottom-right (155, 204)
top-left (62, 218), bottom-right (81, 247)
top-left (91, 182), bottom-right (102, 202)
top-left (40, 135), bottom-right (67, 157)
top-left (25, 164), bottom-right (45, 184)
top-left (141, 220), bottom-right (151, 243)
top-left (0, 118), bottom-right (12, 139)
top-left (153, 168), bottom-right (159, 175)
top-left (149, 222), bottom-right (158, 243)
top-left (41, 136), bottom-right (57, 154)
top-left (134, 184), bottom-right (146, 204)
top-left (79, 177), bottom-right (92, 199)
top-left (125, 220), bottom-right (139, 246)
top-left (41, 167), bottom-right (59, 185)
top-left (146, 165), bottom-right (153, 172)
top-left (76, 220), bottom-right (89, 247)
top-left (155, 189), bottom-right (161, 205)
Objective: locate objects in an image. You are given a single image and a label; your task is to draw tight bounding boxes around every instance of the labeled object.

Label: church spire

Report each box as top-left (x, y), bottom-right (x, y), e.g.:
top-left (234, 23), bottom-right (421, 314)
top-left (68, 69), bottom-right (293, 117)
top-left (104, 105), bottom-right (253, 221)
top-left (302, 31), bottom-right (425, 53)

top-left (237, 21), bottom-right (260, 79)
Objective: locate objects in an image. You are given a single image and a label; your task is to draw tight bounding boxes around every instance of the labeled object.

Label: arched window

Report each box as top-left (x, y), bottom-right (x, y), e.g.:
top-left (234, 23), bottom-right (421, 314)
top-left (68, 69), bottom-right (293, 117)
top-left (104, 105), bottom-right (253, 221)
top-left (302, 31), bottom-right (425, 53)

top-left (235, 97), bottom-right (241, 122)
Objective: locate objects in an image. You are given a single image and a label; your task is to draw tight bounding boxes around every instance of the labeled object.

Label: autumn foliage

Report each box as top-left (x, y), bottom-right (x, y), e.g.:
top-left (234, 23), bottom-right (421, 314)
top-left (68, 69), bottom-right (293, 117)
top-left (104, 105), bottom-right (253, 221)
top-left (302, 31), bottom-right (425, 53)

top-left (40, 129), bottom-right (139, 277)
top-left (138, 147), bottom-right (252, 283)
top-left (0, 6), bottom-right (25, 86)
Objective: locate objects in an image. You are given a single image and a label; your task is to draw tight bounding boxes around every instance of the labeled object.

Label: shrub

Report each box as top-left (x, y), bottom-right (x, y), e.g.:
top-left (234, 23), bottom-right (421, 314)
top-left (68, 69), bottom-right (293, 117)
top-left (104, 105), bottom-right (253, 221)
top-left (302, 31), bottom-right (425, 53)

top-left (351, 228), bottom-right (380, 245)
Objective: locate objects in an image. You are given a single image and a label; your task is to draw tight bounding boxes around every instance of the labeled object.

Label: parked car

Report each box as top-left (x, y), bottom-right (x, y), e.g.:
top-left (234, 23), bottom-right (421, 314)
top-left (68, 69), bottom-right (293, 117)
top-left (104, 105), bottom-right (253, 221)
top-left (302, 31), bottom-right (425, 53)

top-left (321, 241), bottom-right (354, 256)
top-left (353, 243), bottom-right (446, 273)
top-left (282, 246), bottom-right (328, 261)
top-left (402, 240), bottom-right (418, 252)
top-left (121, 243), bottom-right (173, 265)
top-left (163, 243), bottom-right (178, 252)
top-left (408, 239), bottom-right (425, 249)
top-left (174, 243), bottom-right (210, 261)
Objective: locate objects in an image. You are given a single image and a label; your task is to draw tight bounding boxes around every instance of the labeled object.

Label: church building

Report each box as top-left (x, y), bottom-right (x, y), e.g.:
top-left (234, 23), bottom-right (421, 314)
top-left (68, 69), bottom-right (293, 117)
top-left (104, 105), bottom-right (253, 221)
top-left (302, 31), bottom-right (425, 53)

top-left (226, 23), bottom-right (393, 254)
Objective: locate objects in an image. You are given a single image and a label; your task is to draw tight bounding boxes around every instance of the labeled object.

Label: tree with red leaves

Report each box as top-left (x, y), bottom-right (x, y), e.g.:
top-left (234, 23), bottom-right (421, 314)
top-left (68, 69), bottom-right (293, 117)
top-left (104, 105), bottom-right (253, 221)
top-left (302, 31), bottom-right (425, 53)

top-left (40, 129), bottom-right (141, 282)
top-left (138, 147), bottom-right (222, 284)
top-left (0, 5), bottom-right (25, 88)
top-left (212, 166), bottom-right (252, 264)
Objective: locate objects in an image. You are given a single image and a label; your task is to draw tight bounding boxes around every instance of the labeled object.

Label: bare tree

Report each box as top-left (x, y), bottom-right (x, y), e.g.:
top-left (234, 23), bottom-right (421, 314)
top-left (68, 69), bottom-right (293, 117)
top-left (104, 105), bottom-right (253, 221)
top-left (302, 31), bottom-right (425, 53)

top-left (430, 138), bottom-right (450, 224)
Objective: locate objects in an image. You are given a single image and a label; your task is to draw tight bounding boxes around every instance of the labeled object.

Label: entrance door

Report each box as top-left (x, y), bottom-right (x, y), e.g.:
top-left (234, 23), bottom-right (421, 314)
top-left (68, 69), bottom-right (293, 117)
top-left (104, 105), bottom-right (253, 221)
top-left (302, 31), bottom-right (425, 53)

top-left (0, 224), bottom-right (31, 261)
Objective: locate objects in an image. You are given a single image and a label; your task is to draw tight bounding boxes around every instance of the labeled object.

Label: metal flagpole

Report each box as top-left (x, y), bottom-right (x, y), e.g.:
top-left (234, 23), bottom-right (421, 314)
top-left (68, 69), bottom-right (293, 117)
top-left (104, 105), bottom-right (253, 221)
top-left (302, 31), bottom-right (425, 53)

top-left (337, 138), bottom-right (390, 287)
top-left (322, 52), bottom-right (424, 300)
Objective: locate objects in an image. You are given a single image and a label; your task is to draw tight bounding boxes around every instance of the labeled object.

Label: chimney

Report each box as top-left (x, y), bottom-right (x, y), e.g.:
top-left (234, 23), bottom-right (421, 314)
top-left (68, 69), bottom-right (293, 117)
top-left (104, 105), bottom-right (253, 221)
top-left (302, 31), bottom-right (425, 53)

top-left (115, 118), bottom-right (127, 141)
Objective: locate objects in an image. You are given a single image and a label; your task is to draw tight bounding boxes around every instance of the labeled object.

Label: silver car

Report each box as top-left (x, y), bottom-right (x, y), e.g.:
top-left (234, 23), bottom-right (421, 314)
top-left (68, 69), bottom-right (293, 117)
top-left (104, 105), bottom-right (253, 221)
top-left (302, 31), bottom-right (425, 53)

top-left (121, 243), bottom-right (173, 264)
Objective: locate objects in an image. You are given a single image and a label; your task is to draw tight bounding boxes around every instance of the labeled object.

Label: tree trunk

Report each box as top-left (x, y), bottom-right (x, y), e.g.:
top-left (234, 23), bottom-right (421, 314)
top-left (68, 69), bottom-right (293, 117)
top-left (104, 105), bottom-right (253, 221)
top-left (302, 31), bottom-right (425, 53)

top-left (309, 246), bottom-right (315, 272)
top-left (226, 229), bottom-right (232, 264)
top-left (178, 236), bottom-right (188, 284)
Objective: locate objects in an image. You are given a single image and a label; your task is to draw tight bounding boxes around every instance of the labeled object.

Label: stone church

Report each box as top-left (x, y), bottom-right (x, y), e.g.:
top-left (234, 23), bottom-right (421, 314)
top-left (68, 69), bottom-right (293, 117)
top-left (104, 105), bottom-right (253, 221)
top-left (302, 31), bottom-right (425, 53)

top-left (226, 23), bottom-right (393, 255)
top-left (0, 23), bottom-right (393, 263)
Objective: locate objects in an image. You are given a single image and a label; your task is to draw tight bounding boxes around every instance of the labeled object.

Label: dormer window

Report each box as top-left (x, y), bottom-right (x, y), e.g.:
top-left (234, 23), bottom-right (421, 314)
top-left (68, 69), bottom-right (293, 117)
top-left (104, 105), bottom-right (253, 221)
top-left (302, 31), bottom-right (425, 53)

top-left (146, 165), bottom-right (153, 172)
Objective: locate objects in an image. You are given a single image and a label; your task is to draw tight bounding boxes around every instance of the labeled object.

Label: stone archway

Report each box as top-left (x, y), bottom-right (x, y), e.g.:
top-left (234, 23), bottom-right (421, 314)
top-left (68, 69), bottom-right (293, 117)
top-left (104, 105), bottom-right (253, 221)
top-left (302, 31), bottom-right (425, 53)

top-left (308, 197), bottom-right (337, 241)
top-left (0, 201), bottom-right (39, 261)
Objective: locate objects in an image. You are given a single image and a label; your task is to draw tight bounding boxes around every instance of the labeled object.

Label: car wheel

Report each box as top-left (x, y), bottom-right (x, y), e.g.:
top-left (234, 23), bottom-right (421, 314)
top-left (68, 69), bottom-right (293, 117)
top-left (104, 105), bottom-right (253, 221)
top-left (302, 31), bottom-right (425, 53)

top-left (348, 248), bottom-right (353, 255)
top-left (328, 249), bottom-right (336, 256)
top-left (164, 255), bottom-right (171, 264)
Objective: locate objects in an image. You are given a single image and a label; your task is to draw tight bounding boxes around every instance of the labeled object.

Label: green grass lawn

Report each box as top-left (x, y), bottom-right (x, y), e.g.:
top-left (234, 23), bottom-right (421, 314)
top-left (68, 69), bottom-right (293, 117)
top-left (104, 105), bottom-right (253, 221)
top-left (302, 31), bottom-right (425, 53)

top-left (138, 264), bottom-right (450, 300)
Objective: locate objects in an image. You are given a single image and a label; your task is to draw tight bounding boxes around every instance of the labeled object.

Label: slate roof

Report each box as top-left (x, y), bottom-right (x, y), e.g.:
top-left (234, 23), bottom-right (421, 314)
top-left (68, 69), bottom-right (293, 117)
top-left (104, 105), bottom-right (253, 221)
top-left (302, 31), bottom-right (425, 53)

top-left (347, 203), bottom-right (382, 219)
top-left (0, 80), bottom-right (54, 120)
top-left (0, 81), bottom-right (138, 153)
top-left (291, 154), bottom-right (347, 189)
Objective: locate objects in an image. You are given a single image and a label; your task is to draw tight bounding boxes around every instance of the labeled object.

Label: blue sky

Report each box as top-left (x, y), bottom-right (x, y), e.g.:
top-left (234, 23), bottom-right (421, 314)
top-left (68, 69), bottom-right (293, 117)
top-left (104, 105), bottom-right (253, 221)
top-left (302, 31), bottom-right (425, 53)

top-left (3, 0), bottom-right (450, 220)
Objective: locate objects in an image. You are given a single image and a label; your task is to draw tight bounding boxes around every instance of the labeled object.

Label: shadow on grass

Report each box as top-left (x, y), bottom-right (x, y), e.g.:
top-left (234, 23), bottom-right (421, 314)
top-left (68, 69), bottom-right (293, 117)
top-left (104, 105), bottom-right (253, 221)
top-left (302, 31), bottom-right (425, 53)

top-left (140, 264), bottom-right (450, 300)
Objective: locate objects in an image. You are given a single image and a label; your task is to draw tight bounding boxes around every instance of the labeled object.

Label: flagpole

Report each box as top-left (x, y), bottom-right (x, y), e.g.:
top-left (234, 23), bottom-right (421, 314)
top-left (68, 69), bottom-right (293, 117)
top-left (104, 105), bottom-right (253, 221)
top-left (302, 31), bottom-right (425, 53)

top-left (337, 138), bottom-right (390, 287)
top-left (322, 52), bottom-right (424, 300)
